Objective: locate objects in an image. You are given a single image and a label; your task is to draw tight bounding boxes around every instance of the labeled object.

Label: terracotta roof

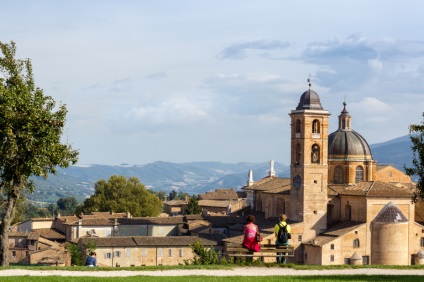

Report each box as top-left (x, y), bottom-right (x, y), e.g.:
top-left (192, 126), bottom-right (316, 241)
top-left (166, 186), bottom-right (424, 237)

top-left (198, 189), bottom-right (239, 200)
top-left (198, 200), bottom-right (239, 208)
top-left (68, 218), bottom-right (114, 226)
top-left (29, 217), bottom-right (54, 222)
top-left (56, 215), bottom-right (79, 223)
top-left (303, 221), bottom-right (365, 246)
top-left (33, 228), bottom-right (65, 240)
top-left (80, 236), bottom-right (218, 247)
top-left (328, 181), bottom-right (414, 198)
top-left (164, 200), bottom-right (187, 206)
top-left (243, 176), bottom-right (291, 192)
top-left (9, 231), bottom-right (40, 240)
top-left (118, 217), bottom-right (184, 225)
top-left (83, 212), bottom-right (127, 218)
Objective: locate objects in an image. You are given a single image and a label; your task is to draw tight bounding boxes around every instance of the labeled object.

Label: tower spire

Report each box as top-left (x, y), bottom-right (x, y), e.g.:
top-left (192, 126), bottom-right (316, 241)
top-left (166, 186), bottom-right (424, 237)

top-left (307, 74), bottom-right (312, 90)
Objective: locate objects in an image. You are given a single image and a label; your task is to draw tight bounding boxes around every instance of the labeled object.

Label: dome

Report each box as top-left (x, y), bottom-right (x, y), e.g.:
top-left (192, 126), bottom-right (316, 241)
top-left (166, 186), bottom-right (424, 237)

top-left (328, 130), bottom-right (372, 156)
top-left (328, 102), bottom-right (372, 157)
top-left (296, 89), bottom-right (324, 110)
top-left (373, 202), bottom-right (408, 223)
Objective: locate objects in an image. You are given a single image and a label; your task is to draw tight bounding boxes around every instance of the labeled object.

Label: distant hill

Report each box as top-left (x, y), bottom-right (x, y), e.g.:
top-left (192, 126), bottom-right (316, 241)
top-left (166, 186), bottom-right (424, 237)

top-left (27, 135), bottom-right (415, 204)
top-left (28, 161), bottom-right (290, 204)
top-left (370, 135), bottom-right (413, 171)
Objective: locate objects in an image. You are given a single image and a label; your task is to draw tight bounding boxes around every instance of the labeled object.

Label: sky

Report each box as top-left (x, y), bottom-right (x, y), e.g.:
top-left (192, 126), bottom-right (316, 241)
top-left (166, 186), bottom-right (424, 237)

top-left (1, 0), bottom-right (424, 166)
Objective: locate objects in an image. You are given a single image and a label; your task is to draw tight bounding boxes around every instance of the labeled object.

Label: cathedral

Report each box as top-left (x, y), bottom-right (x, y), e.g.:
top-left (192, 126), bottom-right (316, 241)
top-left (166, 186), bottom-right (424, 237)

top-left (243, 85), bottom-right (424, 265)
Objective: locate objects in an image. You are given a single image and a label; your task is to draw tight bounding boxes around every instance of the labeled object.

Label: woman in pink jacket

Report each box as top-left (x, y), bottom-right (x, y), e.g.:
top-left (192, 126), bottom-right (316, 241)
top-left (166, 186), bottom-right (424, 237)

top-left (242, 215), bottom-right (261, 252)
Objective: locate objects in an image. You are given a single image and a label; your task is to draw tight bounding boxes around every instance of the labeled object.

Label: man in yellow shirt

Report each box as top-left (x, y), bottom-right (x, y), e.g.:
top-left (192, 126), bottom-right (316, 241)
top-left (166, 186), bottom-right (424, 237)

top-left (274, 214), bottom-right (291, 263)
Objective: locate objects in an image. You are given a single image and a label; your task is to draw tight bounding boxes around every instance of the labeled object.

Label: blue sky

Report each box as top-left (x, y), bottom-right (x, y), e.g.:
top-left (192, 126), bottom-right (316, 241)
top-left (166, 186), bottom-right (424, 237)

top-left (2, 1), bottom-right (424, 165)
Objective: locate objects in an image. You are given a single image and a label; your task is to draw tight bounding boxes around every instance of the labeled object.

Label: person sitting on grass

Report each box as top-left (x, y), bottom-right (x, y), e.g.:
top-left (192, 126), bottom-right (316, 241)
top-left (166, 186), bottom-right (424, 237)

top-left (85, 251), bottom-right (97, 267)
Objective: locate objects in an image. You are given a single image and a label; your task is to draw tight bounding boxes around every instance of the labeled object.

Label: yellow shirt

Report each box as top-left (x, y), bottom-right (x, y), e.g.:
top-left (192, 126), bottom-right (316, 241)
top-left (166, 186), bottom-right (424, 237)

top-left (274, 221), bottom-right (291, 239)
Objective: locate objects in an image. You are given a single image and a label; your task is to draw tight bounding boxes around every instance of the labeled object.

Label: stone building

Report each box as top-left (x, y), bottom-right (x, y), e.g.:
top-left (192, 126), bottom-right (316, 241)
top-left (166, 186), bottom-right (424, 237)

top-left (243, 85), bottom-right (423, 265)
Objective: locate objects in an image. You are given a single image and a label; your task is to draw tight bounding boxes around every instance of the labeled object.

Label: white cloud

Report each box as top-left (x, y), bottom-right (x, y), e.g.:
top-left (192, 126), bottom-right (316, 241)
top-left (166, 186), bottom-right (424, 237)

top-left (217, 40), bottom-right (290, 59)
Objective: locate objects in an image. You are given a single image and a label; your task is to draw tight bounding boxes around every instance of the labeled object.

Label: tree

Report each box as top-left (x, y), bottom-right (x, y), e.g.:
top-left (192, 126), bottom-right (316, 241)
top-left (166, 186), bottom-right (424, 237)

top-left (82, 175), bottom-right (162, 217)
top-left (168, 189), bottom-right (177, 200)
top-left (0, 41), bottom-right (78, 266)
top-left (57, 196), bottom-right (78, 215)
top-left (404, 113), bottom-right (424, 202)
top-left (186, 195), bottom-right (201, 214)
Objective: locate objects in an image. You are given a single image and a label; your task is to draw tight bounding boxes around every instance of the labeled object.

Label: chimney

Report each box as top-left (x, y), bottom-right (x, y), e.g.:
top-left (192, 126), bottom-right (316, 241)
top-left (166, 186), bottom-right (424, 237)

top-left (126, 211), bottom-right (131, 218)
top-left (269, 160), bottom-right (276, 177)
top-left (247, 169), bottom-right (254, 186)
top-left (185, 195), bottom-right (189, 202)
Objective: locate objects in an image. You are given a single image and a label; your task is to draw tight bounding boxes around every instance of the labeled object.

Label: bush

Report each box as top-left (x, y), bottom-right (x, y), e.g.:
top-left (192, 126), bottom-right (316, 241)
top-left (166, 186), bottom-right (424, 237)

top-left (189, 241), bottom-right (227, 265)
top-left (65, 243), bottom-right (83, 266)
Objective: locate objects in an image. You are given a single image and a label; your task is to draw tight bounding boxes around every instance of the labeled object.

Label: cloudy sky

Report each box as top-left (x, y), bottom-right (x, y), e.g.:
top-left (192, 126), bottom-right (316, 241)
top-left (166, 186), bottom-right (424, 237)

top-left (2, 1), bottom-right (424, 165)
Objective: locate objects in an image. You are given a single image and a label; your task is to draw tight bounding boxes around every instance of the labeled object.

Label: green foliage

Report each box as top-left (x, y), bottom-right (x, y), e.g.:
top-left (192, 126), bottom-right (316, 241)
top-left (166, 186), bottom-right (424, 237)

top-left (404, 113), bottom-right (424, 202)
top-left (56, 196), bottom-right (79, 215)
top-left (152, 190), bottom-right (167, 201)
top-left (186, 195), bottom-right (201, 214)
top-left (0, 41), bottom-right (78, 266)
top-left (176, 191), bottom-right (190, 200)
top-left (83, 239), bottom-right (97, 255)
top-left (189, 241), bottom-right (225, 265)
top-left (65, 243), bottom-right (83, 266)
top-left (82, 175), bottom-right (163, 217)
top-left (169, 189), bottom-right (177, 200)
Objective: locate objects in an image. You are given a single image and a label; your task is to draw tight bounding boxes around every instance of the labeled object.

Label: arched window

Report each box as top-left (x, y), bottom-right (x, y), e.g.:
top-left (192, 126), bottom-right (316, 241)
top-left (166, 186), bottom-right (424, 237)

top-left (312, 119), bottom-right (320, 133)
top-left (334, 166), bottom-right (344, 184)
top-left (311, 144), bottom-right (320, 164)
top-left (355, 166), bottom-right (364, 183)
top-left (420, 237), bottom-right (424, 247)
top-left (345, 204), bottom-right (351, 221)
top-left (295, 119), bottom-right (301, 134)
top-left (295, 143), bottom-right (301, 165)
top-left (327, 204), bottom-right (335, 221)
top-left (353, 239), bottom-right (360, 248)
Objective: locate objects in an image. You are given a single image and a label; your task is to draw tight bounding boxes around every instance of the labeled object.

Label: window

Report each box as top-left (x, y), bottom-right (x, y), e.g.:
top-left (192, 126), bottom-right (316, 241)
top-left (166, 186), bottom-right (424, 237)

top-left (158, 248), bottom-right (163, 257)
top-left (105, 253), bottom-right (112, 259)
top-left (141, 248), bottom-right (147, 257)
top-left (140, 226), bottom-right (147, 236)
top-left (311, 144), bottom-right (320, 164)
top-left (353, 239), bottom-right (360, 248)
top-left (330, 244), bottom-right (334, 250)
top-left (355, 166), bottom-right (364, 183)
top-left (12, 251), bottom-right (16, 257)
top-left (312, 119), bottom-right (320, 133)
top-left (420, 237), bottom-right (424, 247)
top-left (126, 249), bottom-right (131, 257)
top-left (334, 166), bottom-right (344, 184)
top-left (330, 255), bottom-right (334, 262)
top-left (345, 205), bottom-right (352, 221)
top-left (295, 143), bottom-right (301, 165)
top-left (119, 228), bottom-right (126, 236)
top-left (158, 227), bottom-right (164, 235)
top-left (179, 248), bottom-right (184, 257)
top-left (298, 235), bottom-right (302, 242)
top-left (362, 256), bottom-right (369, 265)
top-left (295, 119), bottom-right (301, 134)
top-left (115, 251), bottom-right (121, 257)
top-left (169, 249), bottom-right (173, 257)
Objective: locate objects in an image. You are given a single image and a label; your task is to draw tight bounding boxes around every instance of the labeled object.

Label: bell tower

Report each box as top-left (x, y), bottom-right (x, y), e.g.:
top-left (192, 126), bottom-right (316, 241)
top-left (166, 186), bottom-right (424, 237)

top-left (289, 80), bottom-right (330, 241)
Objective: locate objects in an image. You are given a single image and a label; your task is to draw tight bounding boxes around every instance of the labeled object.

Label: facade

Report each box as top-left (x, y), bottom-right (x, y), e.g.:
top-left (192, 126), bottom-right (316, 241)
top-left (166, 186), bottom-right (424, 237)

top-left (244, 85), bottom-right (423, 265)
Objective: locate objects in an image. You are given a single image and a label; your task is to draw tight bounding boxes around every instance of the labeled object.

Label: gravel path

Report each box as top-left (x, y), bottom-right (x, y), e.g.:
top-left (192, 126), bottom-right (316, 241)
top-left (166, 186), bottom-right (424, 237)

top-left (1, 268), bottom-right (424, 277)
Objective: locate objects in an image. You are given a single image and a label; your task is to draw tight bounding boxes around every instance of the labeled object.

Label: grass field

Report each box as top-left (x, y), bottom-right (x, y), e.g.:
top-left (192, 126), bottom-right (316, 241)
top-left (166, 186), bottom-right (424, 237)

top-left (0, 275), bottom-right (422, 282)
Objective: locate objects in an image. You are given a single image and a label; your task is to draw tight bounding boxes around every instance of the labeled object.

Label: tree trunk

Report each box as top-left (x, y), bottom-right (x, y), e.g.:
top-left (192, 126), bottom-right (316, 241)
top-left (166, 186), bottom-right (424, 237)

top-left (0, 192), bottom-right (18, 266)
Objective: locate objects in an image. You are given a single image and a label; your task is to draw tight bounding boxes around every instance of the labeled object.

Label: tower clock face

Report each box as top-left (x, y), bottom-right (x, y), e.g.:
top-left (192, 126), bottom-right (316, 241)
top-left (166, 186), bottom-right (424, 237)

top-left (293, 175), bottom-right (301, 190)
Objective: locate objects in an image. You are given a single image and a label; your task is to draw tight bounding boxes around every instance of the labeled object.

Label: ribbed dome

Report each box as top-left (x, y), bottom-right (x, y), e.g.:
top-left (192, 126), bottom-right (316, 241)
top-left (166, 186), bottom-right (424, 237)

top-left (328, 130), bottom-right (372, 156)
top-left (373, 202), bottom-right (408, 223)
top-left (296, 89), bottom-right (324, 110)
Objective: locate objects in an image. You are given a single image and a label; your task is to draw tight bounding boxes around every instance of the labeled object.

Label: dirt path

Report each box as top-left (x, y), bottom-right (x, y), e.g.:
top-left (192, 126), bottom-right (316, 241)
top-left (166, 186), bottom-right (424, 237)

top-left (1, 268), bottom-right (424, 277)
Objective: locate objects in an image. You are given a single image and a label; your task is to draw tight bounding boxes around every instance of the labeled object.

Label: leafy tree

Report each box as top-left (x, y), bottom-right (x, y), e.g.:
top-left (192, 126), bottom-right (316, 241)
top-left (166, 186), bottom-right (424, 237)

top-left (404, 113), bottom-right (424, 202)
top-left (0, 41), bottom-right (78, 266)
top-left (190, 241), bottom-right (223, 265)
top-left (177, 191), bottom-right (190, 201)
top-left (152, 190), bottom-right (167, 201)
top-left (186, 195), bottom-right (201, 214)
top-left (65, 243), bottom-right (83, 266)
top-left (57, 196), bottom-right (78, 215)
top-left (82, 175), bottom-right (162, 217)
top-left (168, 189), bottom-right (177, 200)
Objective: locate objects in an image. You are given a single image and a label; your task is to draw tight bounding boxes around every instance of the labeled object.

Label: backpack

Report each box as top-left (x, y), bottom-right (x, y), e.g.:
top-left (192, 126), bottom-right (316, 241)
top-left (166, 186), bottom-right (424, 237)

top-left (277, 223), bottom-right (290, 243)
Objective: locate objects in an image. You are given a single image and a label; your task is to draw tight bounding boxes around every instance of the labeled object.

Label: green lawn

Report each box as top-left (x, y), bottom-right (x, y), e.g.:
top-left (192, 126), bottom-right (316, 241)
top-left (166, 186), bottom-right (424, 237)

top-left (0, 276), bottom-right (421, 282)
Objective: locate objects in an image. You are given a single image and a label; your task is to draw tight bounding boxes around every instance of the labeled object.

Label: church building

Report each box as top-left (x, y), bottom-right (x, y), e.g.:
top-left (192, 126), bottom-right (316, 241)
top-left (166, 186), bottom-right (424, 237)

top-left (243, 84), bottom-right (424, 265)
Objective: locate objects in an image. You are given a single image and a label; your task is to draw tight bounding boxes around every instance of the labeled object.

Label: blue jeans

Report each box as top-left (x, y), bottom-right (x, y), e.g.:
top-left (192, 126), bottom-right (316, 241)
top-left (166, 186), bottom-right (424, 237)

top-left (276, 240), bottom-right (289, 263)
